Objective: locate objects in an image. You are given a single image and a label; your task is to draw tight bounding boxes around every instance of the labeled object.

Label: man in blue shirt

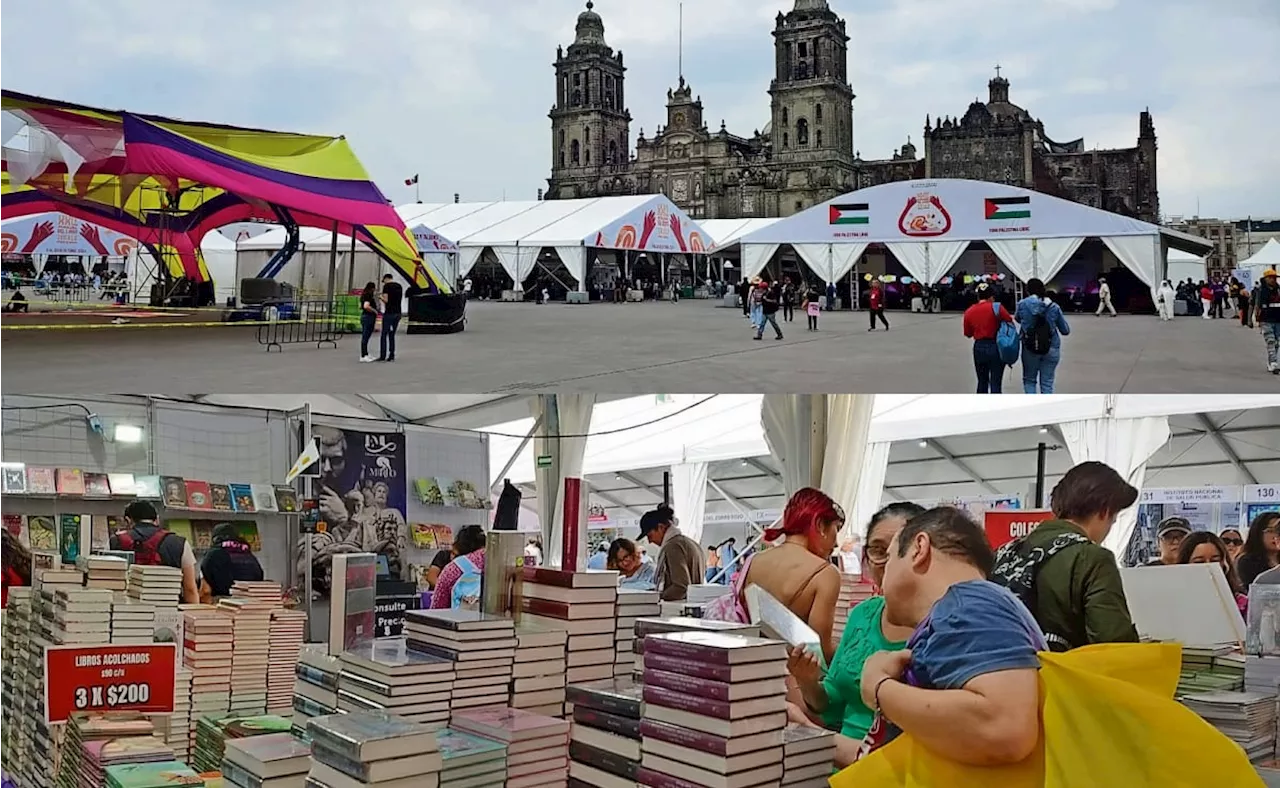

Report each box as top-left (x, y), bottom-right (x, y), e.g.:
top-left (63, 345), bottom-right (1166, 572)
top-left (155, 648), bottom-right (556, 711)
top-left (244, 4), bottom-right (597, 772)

top-left (587, 543), bottom-right (609, 570)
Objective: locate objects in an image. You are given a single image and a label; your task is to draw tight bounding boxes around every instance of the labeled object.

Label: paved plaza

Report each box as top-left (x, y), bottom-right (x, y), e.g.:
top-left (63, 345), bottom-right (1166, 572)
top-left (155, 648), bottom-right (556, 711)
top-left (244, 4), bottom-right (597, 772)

top-left (2, 300), bottom-right (1275, 394)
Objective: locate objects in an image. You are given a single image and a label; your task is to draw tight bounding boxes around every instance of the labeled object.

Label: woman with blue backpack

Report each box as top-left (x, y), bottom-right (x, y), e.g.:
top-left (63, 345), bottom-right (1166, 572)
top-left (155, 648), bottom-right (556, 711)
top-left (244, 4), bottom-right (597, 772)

top-left (429, 524), bottom-right (488, 610)
top-left (1015, 278), bottom-right (1071, 394)
top-left (962, 282), bottom-right (1016, 394)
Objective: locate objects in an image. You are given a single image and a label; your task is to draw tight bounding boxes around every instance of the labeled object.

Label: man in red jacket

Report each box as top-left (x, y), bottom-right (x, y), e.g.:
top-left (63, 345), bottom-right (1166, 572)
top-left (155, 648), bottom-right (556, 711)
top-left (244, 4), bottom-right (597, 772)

top-left (963, 282), bottom-right (1014, 394)
top-left (868, 279), bottom-right (890, 331)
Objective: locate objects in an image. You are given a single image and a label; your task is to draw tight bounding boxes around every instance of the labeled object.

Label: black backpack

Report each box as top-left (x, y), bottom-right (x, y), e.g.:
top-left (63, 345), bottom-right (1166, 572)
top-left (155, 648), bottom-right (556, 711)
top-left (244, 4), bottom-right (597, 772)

top-left (1023, 302), bottom-right (1054, 356)
top-left (990, 531), bottom-right (1091, 651)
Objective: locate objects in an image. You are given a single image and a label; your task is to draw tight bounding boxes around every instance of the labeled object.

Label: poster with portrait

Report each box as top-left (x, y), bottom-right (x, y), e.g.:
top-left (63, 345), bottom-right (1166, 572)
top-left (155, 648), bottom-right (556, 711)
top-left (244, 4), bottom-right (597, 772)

top-left (296, 426), bottom-right (407, 598)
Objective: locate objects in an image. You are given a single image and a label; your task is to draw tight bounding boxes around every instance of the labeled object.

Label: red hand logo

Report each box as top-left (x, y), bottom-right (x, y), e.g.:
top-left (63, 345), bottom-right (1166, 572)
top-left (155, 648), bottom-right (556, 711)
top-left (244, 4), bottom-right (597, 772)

top-left (670, 215), bottom-right (688, 252)
top-left (21, 220), bottom-right (54, 254)
top-left (80, 224), bottom-right (109, 255)
top-left (637, 211), bottom-right (657, 249)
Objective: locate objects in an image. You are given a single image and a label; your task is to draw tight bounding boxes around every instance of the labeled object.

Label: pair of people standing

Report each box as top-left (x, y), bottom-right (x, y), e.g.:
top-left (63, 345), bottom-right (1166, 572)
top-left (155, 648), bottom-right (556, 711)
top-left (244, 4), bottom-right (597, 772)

top-left (963, 280), bottom-right (1070, 394)
top-left (749, 279), bottom-right (784, 341)
top-left (359, 274), bottom-right (404, 363)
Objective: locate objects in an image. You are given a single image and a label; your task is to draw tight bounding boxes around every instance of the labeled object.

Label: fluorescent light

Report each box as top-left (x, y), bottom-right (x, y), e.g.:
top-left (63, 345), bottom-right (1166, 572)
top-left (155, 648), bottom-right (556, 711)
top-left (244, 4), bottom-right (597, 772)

top-left (918, 440), bottom-right (929, 448)
top-left (1039, 427), bottom-right (1050, 434)
top-left (114, 424), bottom-right (143, 444)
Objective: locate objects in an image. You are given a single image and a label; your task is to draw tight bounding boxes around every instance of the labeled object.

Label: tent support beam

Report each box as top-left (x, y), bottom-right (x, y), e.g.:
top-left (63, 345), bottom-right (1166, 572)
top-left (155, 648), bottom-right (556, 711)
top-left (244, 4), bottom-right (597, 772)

top-left (490, 416), bottom-right (544, 494)
top-left (1196, 413), bottom-right (1258, 485)
top-left (583, 482), bottom-right (644, 517)
top-left (923, 438), bottom-right (1002, 495)
top-left (745, 457), bottom-right (784, 488)
top-left (407, 395), bottom-right (526, 426)
top-left (706, 477), bottom-right (762, 527)
top-left (617, 471), bottom-right (665, 501)
top-left (337, 395), bottom-right (409, 423)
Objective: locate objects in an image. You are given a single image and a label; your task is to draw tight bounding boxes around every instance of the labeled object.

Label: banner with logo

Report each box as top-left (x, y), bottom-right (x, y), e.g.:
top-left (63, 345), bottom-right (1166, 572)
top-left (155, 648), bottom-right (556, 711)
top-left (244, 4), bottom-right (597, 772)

top-left (297, 427), bottom-right (407, 597)
top-left (984, 510), bottom-right (1055, 550)
top-left (1, 213), bottom-right (140, 257)
top-left (588, 194), bottom-right (710, 254)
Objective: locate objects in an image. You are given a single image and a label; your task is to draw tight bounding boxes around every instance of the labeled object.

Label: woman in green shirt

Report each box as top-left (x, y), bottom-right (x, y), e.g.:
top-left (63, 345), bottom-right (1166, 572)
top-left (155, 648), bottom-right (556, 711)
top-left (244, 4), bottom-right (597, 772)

top-left (789, 502), bottom-right (923, 767)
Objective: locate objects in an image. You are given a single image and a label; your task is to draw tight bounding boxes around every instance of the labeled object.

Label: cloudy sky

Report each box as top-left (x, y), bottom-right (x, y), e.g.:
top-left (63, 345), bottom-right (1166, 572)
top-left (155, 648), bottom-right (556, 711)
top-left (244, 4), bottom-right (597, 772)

top-left (2, 0), bottom-right (1276, 219)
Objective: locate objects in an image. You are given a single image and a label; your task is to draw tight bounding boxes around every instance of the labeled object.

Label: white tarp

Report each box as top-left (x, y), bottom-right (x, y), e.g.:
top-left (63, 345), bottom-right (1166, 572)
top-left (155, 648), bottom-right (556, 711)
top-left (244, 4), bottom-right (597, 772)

top-left (885, 241), bottom-right (968, 285)
top-left (987, 237), bottom-right (1085, 283)
top-left (702, 218), bottom-right (783, 253)
top-left (1240, 238), bottom-right (1280, 277)
top-left (793, 243), bottom-right (869, 284)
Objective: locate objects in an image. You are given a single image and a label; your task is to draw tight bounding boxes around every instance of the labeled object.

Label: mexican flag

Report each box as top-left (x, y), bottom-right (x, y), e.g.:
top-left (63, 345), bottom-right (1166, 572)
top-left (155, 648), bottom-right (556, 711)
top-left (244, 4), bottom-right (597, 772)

top-left (985, 196), bottom-right (1031, 220)
top-left (829, 203), bottom-right (870, 225)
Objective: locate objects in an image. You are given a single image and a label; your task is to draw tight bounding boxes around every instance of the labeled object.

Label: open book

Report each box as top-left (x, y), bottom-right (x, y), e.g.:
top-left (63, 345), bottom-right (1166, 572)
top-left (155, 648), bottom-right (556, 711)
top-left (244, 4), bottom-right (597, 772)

top-left (744, 583), bottom-right (827, 673)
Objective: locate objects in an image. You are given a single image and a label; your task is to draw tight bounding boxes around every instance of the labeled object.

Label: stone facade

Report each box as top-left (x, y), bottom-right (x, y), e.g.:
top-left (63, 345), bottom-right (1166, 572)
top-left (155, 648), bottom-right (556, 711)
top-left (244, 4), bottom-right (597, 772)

top-left (547, 1), bottom-right (1159, 226)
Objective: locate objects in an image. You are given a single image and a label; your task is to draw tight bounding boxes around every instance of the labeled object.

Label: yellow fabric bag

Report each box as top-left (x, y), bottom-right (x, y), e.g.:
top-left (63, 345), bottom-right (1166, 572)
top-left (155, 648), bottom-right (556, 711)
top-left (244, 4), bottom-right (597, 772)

top-left (829, 643), bottom-right (1263, 788)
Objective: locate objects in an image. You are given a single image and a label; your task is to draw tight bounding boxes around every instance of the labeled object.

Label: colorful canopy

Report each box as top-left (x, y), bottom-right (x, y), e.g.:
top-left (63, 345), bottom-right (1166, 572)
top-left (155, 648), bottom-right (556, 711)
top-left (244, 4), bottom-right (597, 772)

top-left (1, 91), bottom-right (444, 291)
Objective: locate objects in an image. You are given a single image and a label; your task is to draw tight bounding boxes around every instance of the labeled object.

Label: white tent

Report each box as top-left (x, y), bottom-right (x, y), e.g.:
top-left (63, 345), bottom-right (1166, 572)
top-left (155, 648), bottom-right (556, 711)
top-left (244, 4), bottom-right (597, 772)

top-left (735, 178), bottom-right (1214, 297)
top-left (1240, 238), bottom-right (1280, 280)
top-left (200, 231), bottom-right (238, 304)
top-left (1166, 248), bottom-right (1207, 285)
top-left (701, 218), bottom-right (783, 254)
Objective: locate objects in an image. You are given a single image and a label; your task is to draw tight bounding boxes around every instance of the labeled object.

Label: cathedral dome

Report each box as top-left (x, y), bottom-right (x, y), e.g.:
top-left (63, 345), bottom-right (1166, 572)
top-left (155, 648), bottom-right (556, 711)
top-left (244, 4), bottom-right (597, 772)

top-left (575, 1), bottom-right (607, 47)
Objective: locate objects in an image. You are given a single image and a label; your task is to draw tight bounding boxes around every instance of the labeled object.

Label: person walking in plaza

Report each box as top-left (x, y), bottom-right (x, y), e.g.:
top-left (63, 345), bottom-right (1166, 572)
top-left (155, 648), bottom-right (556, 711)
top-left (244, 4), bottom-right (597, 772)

top-left (804, 286), bottom-right (821, 331)
top-left (1238, 284), bottom-right (1253, 328)
top-left (1199, 281), bottom-right (1214, 319)
top-left (1095, 276), bottom-right (1117, 316)
top-left (867, 279), bottom-right (889, 331)
top-left (740, 278), bottom-right (751, 319)
top-left (1255, 268), bottom-right (1280, 374)
top-left (379, 273), bottom-right (403, 362)
top-left (748, 278), bottom-right (766, 332)
top-left (963, 282), bottom-right (1014, 394)
top-left (1156, 279), bottom-right (1176, 321)
top-left (782, 277), bottom-right (797, 323)
top-left (358, 281), bottom-right (379, 363)
top-left (756, 281), bottom-right (784, 341)
top-left (1015, 278), bottom-right (1071, 394)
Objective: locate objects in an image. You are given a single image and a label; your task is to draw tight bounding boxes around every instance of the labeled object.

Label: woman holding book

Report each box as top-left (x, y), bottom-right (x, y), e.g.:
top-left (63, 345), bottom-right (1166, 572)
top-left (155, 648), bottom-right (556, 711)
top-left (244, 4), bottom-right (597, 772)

top-left (787, 502), bottom-right (922, 766)
top-left (1236, 511), bottom-right (1280, 586)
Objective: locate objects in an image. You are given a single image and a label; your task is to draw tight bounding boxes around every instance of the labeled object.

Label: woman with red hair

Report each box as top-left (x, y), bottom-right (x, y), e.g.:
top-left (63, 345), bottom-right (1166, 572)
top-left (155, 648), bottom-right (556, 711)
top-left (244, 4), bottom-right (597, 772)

top-left (707, 487), bottom-right (844, 661)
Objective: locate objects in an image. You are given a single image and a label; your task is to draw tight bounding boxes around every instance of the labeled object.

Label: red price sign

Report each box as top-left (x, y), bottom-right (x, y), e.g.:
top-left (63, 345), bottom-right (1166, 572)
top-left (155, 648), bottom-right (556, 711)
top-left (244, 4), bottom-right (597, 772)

top-left (43, 643), bottom-right (176, 723)
top-left (984, 510), bottom-right (1055, 550)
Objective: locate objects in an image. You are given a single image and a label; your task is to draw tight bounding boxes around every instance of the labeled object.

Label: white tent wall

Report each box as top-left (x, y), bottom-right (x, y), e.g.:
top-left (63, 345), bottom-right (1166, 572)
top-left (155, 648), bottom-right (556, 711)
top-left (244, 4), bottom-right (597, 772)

top-left (1240, 238), bottom-right (1280, 277)
top-left (741, 244), bottom-right (781, 280)
top-left (1102, 235), bottom-right (1161, 299)
top-left (987, 237), bottom-right (1085, 284)
top-left (820, 395), bottom-right (876, 543)
top-left (200, 233), bottom-right (238, 304)
top-left (458, 247), bottom-right (485, 280)
top-left (672, 462), bottom-right (710, 545)
top-left (554, 246), bottom-right (587, 290)
top-left (792, 243), bottom-right (870, 284)
top-left (884, 241), bottom-right (968, 285)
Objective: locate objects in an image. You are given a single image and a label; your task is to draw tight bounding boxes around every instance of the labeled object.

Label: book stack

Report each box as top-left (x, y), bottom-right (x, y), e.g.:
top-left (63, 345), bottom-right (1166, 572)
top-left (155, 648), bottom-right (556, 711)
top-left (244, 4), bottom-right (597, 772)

top-left (307, 711), bottom-right (443, 788)
top-left (221, 730), bottom-right (312, 788)
top-left (631, 618), bottom-right (761, 676)
top-left (37, 566), bottom-right (87, 593)
top-left (62, 714), bottom-right (174, 788)
top-left (54, 588), bottom-right (114, 645)
top-left (511, 622), bottom-right (569, 716)
top-left (780, 724), bottom-right (836, 788)
top-left (614, 589), bottom-right (660, 679)
top-left (437, 726), bottom-right (509, 788)
top-left (230, 580), bottom-right (283, 607)
top-left (153, 668), bottom-right (193, 763)
top-left (193, 713), bottom-right (292, 773)
top-left (183, 609), bottom-right (235, 751)
top-left (81, 555), bottom-right (129, 591)
top-left (637, 631), bottom-right (789, 788)
top-left (337, 637), bottom-right (455, 727)
top-left (451, 706), bottom-right (571, 788)
top-left (404, 609), bottom-right (516, 716)
top-left (1182, 691), bottom-right (1278, 762)
top-left (126, 565), bottom-right (184, 605)
top-left (1179, 646), bottom-right (1247, 695)
top-left (217, 596), bottom-right (273, 716)
top-left (1247, 656), bottom-right (1280, 697)
top-left (831, 574), bottom-right (875, 644)
top-left (522, 567), bottom-right (620, 694)
top-left (110, 598), bottom-right (157, 645)
top-left (1, 588), bottom-right (35, 781)
top-left (292, 645), bottom-right (342, 736)
top-left (565, 678), bottom-right (644, 788)
top-left (267, 608), bottom-right (307, 716)
top-left (103, 760), bottom-right (203, 788)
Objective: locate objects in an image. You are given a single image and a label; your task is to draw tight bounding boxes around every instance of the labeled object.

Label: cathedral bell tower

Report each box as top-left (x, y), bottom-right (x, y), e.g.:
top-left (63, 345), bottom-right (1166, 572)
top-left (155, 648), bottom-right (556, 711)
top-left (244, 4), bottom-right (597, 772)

top-left (548, 2), bottom-right (633, 200)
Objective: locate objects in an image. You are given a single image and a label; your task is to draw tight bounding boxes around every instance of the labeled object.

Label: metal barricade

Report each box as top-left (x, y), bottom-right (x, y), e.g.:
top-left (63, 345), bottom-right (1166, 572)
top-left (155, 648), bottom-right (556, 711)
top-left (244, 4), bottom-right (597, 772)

top-left (256, 299), bottom-right (344, 352)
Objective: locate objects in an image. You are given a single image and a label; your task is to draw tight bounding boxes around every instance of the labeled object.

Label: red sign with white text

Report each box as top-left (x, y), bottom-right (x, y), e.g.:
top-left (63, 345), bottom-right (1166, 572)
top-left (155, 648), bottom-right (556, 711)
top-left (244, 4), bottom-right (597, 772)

top-left (984, 510), bottom-right (1055, 550)
top-left (43, 643), bottom-right (176, 723)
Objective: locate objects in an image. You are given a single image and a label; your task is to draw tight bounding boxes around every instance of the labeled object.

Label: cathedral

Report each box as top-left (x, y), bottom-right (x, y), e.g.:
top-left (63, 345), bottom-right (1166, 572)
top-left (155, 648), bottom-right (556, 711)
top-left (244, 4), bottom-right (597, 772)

top-left (546, 0), bottom-right (1160, 224)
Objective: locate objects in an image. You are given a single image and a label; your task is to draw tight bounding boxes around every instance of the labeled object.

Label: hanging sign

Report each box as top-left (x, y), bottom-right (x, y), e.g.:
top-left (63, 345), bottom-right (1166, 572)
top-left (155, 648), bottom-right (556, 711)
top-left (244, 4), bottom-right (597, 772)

top-left (1138, 486), bottom-right (1236, 505)
top-left (984, 510), bottom-right (1055, 551)
top-left (44, 643), bottom-right (177, 723)
top-left (1246, 485), bottom-right (1280, 503)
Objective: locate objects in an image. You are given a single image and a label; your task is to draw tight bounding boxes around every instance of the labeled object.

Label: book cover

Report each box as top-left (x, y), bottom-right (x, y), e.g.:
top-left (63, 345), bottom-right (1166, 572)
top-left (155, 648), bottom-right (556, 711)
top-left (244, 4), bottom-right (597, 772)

top-left (643, 631), bottom-right (786, 665)
top-left (781, 723), bottom-right (835, 755)
top-left (133, 475), bottom-right (162, 499)
top-left (414, 478), bottom-right (444, 506)
top-left (569, 740), bottom-right (637, 779)
top-left (273, 486), bottom-right (298, 513)
top-left (84, 472), bottom-right (113, 497)
top-left (2, 465), bottom-right (28, 494)
top-left (160, 477), bottom-right (188, 509)
top-left (565, 677), bottom-right (643, 719)
top-left (103, 761), bottom-right (203, 787)
top-left (228, 484), bottom-right (256, 513)
top-left (28, 515), bottom-right (57, 550)
top-left (56, 467), bottom-right (86, 495)
top-left (59, 513), bottom-right (83, 563)
top-left (329, 553), bottom-right (377, 656)
top-left (251, 484), bottom-right (278, 513)
top-left (641, 668), bottom-right (784, 703)
top-left (404, 609), bottom-right (514, 632)
top-left (436, 727), bottom-right (507, 761)
top-left (452, 480), bottom-right (485, 509)
top-left (209, 484), bottom-right (233, 512)
top-left (91, 515), bottom-right (117, 551)
top-left (169, 519), bottom-right (197, 546)
top-left (451, 706), bottom-right (569, 743)
top-left (432, 524), bottom-right (453, 546)
top-left (26, 466), bottom-right (56, 494)
top-left (3, 514), bottom-right (25, 542)
top-left (107, 473), bottom-right (137, 496)
top-left (234, 521), bottom-right (261, 552)
top-left (572, 705), bottom-right (640, 740)
top-left (521, 566), bottom-right (618, 589)
top-left (184, 481), bottom-right (213, 510)
top-left (641, 652), bottom-right (784, 684)
top-left (306, 711), bottom-right (437, 762)
top-left (411, 523), bottom-right (438, 549)
top-left (436, 477), bottom-right (460, 508)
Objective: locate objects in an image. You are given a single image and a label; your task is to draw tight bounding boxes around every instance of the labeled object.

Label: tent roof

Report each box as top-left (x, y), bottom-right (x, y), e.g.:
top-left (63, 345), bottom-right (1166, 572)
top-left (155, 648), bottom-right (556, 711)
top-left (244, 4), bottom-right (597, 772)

top-left (701, 218), bottom-right (783, 252)
top-left (1241, 238), bottom-right (1280, 271)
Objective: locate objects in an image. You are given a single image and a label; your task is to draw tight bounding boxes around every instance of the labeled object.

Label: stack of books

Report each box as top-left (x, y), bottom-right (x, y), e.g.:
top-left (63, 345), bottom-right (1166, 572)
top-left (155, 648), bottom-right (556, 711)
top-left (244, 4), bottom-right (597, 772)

top-left (230, 580), bottom-right (283, 607)
top-left (221, 730), bottom-right (312, 788)
top-left (126, 565), bottom-right (184, 606)
top-left (267, 608), bottom-right (307, 716)
top-left (217, 597), bottom-right (273, 716)
top-left (292, 644), bottom-right (342, 736)
top-left (637, 631), bottom-right (789, 788)
top-left (566, 677), bottom-right (643, 788)
top-left (1182, 690), bottom-right (1278, 762)
top-left (521, 567), bottom-right (620, 693)
top-left (1180, 646), bottom-right (1247, 695)
top-left (451, 706), bottom-right (570, 788)
top-left (1, 587), bottom-right (35, 781)
top-left (1247, 656), bottom-right (1280, 696)
top-left (103, 760), bottom-right (203, 787)
top-left (631, 617), bottom-right (761, 676)
top-left (110, 598), bottom-right (156, 645)
top-left (831, 574), bottom-right (875, 643)
top-left (54, 588), bottom-right (115, 645)
top-left (192, 713), bottom-right (292, 773)
top-left (38, 565), bottom-right (87, 593)
top-left (56, 713), bottom-right (170, 788)
top-left (510, 622), bottom-right (569, 716)
top-left (437, 726), bottom-right (509, 788)
top-left (614, 588), bottom-right (660, 678)
top-left (155, 668), bottom-right (193, 763)
top-left (183, 609), bottom-right (235, 752)
top-left (780, 723), bottom-right (836, 788)
top-left (307, 711), bottom-right (443, 788)
top-left (404, 609), bottom-right (516, 716)
top-left (81, 555), bottom-right (129, 591)
top-left (337, 637), bottom-right (455, 727)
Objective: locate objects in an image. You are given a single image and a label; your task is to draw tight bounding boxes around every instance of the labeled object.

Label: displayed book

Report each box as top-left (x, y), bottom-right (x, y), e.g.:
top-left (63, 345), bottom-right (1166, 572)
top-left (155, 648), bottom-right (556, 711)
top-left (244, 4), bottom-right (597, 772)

top-left (643, 631), bottom-right (787, 664)
top-left (222, 730), bottom-right (312, 781)
top-left (414, 478), bottom-right (444, 506)
top-left (522, 566), bottom-right (619, 588)
top-left (60, 513), bottom-right (85, 564)
top-left (185, 481), bottom-right (213, 510)
top-left (251, 484), bottom-right (278, 513)
top-left (2, 464), bottom-right (28, 494)
top-left (229, 484), bottom-right (256, 513)
top-left (450, 706), bottom-right (570, 744)
top-left (450, 479), bottom-right (486, 509)
top-left (745, 583), bottom-right (826, 669)
top-left (160, 477), bottom-right (188, 508)
top-left (273, 485), bottom-right (299, 513)
top-left (566, 677), bottom-right (644, 719)
top-left (329, 553), bottom-right (378, 656)
top-left (26, 465), bottom-right (56, 494)
top-left (437, 727), bottom-right (507, 780)
top-left (412, 523), bottom-right (440, 549)
top-left (84, 472), bottom-right (113, 498)
top-left (133, 475), bottom-right (163, 499)
top-left (28, 514), bottom-right (57, 550)
top-left (3, 513), bottom-right (24, 543)
top-left (1121, 563), bottom-right (1247, 649)
top-left (209, 484), bottom-right (234, 512)
top-left (57, 467), bottom-right (87, 495)
top-left (104, 760), bottom-right (203, 788)
top-left (306, 710), bottom-right (440, 762)
top-left (1181, 690), bottom-right (1278, 762)
top-left (436, 477), bottom-right (460, 508)
top-left (108, 473), bottom-right (138, 496)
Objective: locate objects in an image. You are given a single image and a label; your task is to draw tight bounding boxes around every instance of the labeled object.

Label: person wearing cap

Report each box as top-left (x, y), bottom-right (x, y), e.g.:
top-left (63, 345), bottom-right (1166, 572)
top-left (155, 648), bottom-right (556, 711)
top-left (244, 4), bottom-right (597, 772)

top-left (638, 505), bottom-right (704, 602)
top-left (962, 282), bottom-right (1015, 394)
top-left (1095, 276), bottom-right (1117, 317)
top-left (1254, 267), bottom-right (1280, 374)
top-left (1143, 517), bottom-right (1191, 566)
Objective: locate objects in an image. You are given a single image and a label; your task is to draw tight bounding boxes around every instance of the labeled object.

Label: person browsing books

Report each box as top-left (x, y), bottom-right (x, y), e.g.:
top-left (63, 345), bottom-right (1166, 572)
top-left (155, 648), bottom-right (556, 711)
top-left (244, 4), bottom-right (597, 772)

top-left (607, 538), bottom-right (656, 590)
top-left (199, 522), bottom-right (265, 603)
top-left (425, 549), bottom-right (451, 590)
top-left (1143, 516), bottom-right (1191, 566)
top-left (1235, 511), bottom-right (1280, 586)
top-left (989, 461), bottom-right (1140, 651)
top-left (1177, 530), bottom-right (1247, 617)
top-left (110, 500), bottom-right (198, 603)
top-left (639, 505), bottom-right (703, 602)
top-left (429, 524), bottom-right (487, 610)
top-left (789, 502), bottom-right (923, 767)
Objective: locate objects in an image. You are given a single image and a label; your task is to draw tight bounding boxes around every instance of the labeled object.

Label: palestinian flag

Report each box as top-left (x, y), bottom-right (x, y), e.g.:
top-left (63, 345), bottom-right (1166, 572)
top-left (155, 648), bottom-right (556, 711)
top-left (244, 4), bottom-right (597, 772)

top-left (985, 196), bottom-right (1031, 220)
top-left (829, 203), bottom-right (870, 226)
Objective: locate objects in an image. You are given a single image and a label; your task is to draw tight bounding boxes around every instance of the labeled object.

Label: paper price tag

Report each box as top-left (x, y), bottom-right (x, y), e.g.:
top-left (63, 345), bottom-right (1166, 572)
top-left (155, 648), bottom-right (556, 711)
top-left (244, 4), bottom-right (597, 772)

top-left (43, 644), bottom-right (176, 723)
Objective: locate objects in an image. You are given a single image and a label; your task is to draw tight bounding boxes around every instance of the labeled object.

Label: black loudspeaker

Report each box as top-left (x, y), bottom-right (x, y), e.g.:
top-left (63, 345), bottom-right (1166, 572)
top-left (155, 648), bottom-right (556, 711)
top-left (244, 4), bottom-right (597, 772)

top-left (406, 293), bottom-right (467, 335)
top-left (492, 480), bottom-right (522, 531)
top-left (239, 278), bottom-right (295, 305)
